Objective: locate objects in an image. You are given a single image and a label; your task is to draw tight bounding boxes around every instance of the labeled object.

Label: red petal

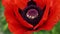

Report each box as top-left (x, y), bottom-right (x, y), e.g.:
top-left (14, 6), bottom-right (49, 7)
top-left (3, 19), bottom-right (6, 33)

top-left (14, 31), bottom-right (33, 34)
top-left (34, 0), bottom-right (46, 9)
top-left (39, 0), bottom-right (60, 30)
top-left (34, 0), bottom-right (50, 29)
top-left (14, 0), bottom-right (29, 10)
top-left (2, 0), bottom-right (33, 33)
top-left (2, 0), bottom-right (26, 33)
top-left (14, 6), bottom-right (33, 28)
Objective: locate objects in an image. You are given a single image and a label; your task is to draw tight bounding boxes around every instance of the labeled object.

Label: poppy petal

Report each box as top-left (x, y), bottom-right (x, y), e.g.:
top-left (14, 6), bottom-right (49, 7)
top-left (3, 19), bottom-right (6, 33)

top-left (39, 0), bottom-right (60, 30)
top-left (2, 1), bottom-right (26, 33)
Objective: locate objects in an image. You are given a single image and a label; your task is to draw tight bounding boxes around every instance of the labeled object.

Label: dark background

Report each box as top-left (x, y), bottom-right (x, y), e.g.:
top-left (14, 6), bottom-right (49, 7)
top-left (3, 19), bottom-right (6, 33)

top-left (0, 0), bottom-right (60, 34)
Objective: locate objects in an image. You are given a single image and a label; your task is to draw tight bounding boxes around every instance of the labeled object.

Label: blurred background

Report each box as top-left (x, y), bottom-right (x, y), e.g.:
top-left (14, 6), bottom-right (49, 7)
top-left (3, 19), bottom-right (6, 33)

top-left (0, 0), bottom-right (60, 34)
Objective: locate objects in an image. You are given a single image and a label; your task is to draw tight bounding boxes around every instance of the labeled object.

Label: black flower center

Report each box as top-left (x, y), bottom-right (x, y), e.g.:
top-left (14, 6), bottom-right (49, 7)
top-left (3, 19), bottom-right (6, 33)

top-left (18, 0), bottom-right (46, 26)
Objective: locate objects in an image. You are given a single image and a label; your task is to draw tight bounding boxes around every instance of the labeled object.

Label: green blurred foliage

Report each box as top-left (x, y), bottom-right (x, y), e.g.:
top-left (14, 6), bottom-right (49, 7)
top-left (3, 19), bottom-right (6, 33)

top-left (0, 0), bottom-right (11, 34)
top-left (0, 0), bottom-right (60, 34)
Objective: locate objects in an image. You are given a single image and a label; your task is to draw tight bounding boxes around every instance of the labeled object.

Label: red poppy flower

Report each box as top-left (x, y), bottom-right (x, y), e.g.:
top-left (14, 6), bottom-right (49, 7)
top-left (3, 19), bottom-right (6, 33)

top-left (2, 0), bottom-right (60, 34)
